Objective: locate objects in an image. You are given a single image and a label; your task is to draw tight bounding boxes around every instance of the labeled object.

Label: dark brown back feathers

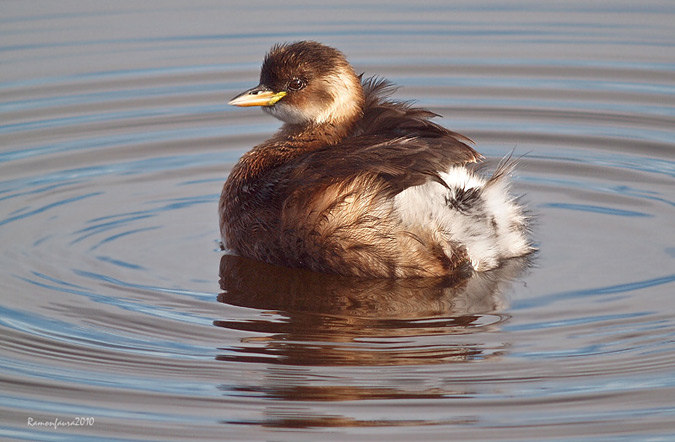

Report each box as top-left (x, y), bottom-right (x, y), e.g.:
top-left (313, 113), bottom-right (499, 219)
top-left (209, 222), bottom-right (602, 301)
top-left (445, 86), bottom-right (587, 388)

top-left (273, 76), bottom-right (482, 197)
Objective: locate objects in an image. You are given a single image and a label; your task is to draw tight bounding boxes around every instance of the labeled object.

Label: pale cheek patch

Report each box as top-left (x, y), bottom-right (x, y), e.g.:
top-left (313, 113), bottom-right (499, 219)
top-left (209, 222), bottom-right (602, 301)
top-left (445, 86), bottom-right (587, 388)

top-left (264, 103), bottom-right (313, 125)
top-left (263, 70), bottom-right (362, 125)
top-left (314, 72), bottom-right (363, 125)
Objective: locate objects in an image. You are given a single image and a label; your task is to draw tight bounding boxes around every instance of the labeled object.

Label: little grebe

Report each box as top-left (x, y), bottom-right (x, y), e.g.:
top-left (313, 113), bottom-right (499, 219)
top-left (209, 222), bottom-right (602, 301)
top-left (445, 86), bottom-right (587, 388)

top-left (220, 41), bottom-right (532, 278)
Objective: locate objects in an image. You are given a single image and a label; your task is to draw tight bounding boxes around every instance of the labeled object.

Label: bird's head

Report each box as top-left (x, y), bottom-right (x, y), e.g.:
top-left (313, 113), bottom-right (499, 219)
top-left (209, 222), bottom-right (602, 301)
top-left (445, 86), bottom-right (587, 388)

top-left (229, 41), bottom-right (365, 127)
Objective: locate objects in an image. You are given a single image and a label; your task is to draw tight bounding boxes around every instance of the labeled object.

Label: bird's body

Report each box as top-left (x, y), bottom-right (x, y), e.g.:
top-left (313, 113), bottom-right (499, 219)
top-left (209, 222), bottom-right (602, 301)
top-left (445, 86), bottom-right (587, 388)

top-left (220, 41), bottom-right (531, 278)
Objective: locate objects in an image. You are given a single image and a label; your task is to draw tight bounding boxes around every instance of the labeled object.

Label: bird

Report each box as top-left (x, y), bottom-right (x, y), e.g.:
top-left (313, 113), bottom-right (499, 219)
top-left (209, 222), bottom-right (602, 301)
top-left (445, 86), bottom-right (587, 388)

top-left (220, 41), bottom-right (532, 278)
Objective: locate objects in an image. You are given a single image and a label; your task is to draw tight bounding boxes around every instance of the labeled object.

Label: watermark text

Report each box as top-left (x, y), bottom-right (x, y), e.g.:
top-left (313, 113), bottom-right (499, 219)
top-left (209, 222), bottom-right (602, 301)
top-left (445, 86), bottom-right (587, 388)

top-left (27, 416), bottom-right (95, 429)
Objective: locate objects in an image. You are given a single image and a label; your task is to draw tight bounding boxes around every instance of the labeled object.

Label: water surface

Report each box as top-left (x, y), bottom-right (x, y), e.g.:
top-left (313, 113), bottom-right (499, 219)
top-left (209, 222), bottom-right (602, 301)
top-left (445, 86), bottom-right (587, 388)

top-left (1, 1), bottom-right (674, 441)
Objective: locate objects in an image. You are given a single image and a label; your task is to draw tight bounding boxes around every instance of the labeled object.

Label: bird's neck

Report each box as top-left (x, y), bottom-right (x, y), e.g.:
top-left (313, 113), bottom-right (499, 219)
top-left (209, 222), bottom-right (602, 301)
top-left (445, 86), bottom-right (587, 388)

top-left (223, 118), bottom-right (358, 202)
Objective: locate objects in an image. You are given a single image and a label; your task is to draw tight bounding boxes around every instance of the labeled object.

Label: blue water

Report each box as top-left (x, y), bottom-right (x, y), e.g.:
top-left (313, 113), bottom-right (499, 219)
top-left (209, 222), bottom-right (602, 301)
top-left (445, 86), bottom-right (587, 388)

top-left (1, 1), bottom-right (674, 441)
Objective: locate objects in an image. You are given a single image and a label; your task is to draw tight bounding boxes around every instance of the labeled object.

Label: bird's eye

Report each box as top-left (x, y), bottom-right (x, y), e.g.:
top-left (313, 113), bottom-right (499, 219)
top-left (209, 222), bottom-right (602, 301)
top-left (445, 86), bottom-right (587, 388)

top-left (287, 78), bottom-right (306, 91)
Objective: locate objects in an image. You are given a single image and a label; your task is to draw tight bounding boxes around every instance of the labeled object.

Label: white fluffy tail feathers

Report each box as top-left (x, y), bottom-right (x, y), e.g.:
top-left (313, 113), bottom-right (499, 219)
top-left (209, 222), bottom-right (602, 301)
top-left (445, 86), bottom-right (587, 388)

top-left (394, 156), bottom-right (532, 272)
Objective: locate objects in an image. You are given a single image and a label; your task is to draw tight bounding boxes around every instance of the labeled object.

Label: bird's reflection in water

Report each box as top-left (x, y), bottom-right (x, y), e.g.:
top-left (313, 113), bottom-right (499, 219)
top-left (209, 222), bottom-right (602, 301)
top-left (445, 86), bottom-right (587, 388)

top-left (215, 254), bottom-right (530, 366)
top-left (215, 255), bottom-right (530, 428)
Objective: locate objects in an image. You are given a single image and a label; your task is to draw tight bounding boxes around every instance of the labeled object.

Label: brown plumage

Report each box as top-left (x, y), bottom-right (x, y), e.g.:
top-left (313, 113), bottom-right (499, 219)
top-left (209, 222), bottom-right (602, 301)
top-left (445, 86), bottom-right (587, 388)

top-left (220, 41), bottom-right (531, 278)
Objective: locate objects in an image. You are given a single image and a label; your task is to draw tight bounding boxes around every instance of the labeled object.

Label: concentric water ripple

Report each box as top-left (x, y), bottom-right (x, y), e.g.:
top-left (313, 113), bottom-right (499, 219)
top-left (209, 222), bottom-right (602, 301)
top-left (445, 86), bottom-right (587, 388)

top-left (1, 2), bottom-right (674, 441)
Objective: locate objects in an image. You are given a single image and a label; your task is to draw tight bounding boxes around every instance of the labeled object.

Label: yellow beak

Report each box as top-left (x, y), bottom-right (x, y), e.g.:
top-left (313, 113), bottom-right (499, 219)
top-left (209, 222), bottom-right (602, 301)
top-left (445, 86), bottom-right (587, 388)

top-left (228, 85), bottom-right (287, 107)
